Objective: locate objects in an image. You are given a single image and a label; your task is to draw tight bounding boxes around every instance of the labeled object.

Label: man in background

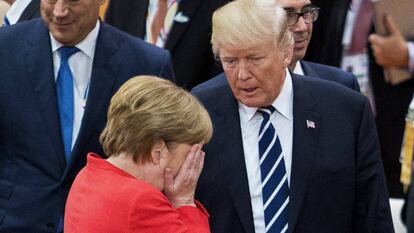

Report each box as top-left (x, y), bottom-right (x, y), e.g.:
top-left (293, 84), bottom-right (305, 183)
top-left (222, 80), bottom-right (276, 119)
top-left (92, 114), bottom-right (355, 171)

top-left (369, 16), bottom-right (414, 231)
top-left (279, 0), bottom-right (360, 92)
top-left (0, 0), bottom-right (173, 232)
top-left (105, 0), bottom-right (227, 89)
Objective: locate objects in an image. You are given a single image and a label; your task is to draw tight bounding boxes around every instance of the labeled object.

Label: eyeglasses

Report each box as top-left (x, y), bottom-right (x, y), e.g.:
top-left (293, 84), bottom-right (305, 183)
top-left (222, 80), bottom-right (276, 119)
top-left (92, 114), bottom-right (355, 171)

top-left (285, 7), bottom-right (320, 26)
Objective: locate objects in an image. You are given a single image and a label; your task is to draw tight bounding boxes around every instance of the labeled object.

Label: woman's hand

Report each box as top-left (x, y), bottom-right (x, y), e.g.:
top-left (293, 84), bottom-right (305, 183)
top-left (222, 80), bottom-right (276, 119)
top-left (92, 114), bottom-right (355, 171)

top-left (163, 144), bottom-right (205, 208)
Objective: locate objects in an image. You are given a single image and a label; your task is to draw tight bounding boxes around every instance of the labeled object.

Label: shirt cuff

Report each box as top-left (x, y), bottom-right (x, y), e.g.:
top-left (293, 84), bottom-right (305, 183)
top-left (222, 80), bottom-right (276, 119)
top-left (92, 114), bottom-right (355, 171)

top-left (408, 42), bottom-right (414, 72)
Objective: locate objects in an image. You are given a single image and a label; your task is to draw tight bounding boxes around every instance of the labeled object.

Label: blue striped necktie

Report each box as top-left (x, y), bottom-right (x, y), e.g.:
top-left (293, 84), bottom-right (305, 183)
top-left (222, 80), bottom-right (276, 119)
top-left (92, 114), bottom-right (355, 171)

top-left (258, 106), bottom-right (289, 233)
top-left (56, 46), bottom-right (79, 164)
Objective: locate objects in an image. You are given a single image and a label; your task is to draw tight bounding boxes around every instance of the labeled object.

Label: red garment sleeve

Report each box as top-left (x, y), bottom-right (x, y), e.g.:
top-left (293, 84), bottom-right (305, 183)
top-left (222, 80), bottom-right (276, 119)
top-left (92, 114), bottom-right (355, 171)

top-left (128, 191), bottom-right (210, 233)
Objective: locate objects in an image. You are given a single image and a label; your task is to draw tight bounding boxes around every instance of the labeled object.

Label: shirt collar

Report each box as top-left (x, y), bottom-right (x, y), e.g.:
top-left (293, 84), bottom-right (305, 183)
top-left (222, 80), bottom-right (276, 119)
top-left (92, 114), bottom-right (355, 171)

top-left (5, 0), bottom-right (32, 25)
top-left (239, 68), bottom-right (294, 122)
top-left (50, 20), bottom-right (100, 59)
top-left (292, 61), bottom-right (305, 75)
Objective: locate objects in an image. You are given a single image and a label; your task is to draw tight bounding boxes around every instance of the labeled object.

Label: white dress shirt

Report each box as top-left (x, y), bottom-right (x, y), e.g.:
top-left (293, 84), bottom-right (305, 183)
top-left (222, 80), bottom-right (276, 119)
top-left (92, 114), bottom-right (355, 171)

top-left (50, 20), bottom-right (100, 149)
top-left (5, 0), bottom-right (31, 25)
top-left (239, 69), bottom-right (293, 233)
top-left (292, 61), bottom-right (305, 75)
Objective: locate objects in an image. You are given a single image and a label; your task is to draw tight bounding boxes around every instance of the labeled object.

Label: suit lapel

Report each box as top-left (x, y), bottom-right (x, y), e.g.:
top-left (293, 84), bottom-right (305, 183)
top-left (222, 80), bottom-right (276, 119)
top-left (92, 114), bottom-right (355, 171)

top-left (65, 23), bottom-right (121, 175)
top-left (288, 75), bottom-right (320, 233)
top-left (25, 20), bottom-right (66, 170)
top-left (164, 0), bottom-right (202, 51)
top-left (211, 81), bottom-right (255, 233)
top-left (300, 61), bottom-right (320, 78)
top-left (18, 0), bottom-right (40, 22)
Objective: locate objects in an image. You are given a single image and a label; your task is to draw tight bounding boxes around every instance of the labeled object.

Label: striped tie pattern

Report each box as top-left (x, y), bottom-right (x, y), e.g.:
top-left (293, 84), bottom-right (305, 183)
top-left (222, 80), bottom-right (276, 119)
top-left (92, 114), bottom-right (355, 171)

top-left (258, 106), bottom-right (289, 233)
top-left (146, 0), bottom-right (178, 47)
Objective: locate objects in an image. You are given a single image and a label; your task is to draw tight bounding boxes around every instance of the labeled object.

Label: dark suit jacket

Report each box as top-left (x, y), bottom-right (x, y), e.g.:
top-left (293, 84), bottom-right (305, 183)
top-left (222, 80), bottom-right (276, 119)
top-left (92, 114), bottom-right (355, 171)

top-left (304, 0), bottom-right (413, 197)
top-left (301, 60), bottom-right (360, 91)
top-left (105, 0), bottom-right (228, 89)
top-left (0, 18), bottom-right (173, 233)
top-left (17, 0), bottom-right (40, 22)
top-left (192, 73), bottom-right (394, 233)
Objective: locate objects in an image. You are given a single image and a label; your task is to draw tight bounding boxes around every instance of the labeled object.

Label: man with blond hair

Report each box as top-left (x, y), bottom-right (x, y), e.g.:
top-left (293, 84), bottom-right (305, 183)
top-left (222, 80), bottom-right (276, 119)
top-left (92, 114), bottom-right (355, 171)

top-left (193, 0), bottom-right (394, 232)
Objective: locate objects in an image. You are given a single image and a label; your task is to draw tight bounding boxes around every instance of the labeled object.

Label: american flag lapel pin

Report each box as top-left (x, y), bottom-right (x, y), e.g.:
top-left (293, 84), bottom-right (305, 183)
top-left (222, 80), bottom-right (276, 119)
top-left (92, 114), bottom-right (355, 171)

top-left (306, 120), bottom-right (315, 129)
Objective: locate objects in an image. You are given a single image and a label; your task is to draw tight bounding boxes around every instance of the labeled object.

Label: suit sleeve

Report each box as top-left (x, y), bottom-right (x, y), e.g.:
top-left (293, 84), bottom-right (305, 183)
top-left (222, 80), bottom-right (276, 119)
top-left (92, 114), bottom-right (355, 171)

top-left (353, 97), bottom-right (394, 233)
top-left (128, 191), bottom-right (210, 233)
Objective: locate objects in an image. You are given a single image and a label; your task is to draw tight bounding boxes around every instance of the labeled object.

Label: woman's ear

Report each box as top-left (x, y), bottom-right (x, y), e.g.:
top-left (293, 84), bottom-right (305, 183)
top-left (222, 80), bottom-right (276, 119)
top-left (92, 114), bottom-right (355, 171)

top-left (150, 141), bottom-right (166, 165)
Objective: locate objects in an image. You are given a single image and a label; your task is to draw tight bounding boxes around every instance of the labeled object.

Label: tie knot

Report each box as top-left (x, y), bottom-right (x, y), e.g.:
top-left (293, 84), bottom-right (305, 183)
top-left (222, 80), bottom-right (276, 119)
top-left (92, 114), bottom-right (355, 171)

top-left (258, 106), bottom-right (276, 117)
top-left (58, 46), bottom-right (79, 60)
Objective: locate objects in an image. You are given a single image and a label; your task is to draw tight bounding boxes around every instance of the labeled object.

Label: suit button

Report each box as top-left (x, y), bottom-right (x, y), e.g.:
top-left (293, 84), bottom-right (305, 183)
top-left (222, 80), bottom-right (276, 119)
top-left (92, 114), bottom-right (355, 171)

top-left (46, 222), bottom-right (56, 231)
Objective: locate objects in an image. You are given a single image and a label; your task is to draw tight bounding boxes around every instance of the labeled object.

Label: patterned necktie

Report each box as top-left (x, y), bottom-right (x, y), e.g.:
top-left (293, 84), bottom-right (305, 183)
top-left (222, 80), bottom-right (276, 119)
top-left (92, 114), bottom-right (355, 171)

top-left (56, 46), bottom-right (79, 163)
top-left (147, 0), bottom-right (178, 46)
top-left (348, 0), bottom-right (373, 54)
top-left (258, 106), bottom-right (289, 233)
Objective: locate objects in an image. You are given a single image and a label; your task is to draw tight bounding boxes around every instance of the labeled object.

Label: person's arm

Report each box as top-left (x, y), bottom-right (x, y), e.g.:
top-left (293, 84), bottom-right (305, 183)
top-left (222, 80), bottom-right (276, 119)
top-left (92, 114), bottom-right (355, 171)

top-left (353, 97), bottom-right (395, 232)
top-left (369, 15), bottom-right (411, 70)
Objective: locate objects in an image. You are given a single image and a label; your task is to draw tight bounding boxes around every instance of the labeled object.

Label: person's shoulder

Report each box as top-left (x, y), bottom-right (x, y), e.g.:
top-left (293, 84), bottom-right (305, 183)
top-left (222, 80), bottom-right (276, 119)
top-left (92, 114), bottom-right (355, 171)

top-left (0, 18), bottom-right (45, 40)
top-left (301, 60), bottom-right (359, 90)
top-left (303, 61), bottom-right (354, 78)
top-left (293, 73), bottom-right (364, 104)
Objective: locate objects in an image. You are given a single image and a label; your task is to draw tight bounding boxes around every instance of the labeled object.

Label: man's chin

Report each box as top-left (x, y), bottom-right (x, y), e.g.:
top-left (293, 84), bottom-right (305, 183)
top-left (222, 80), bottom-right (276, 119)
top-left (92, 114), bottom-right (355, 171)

top-left (293, 48), bottom-right (306, 61)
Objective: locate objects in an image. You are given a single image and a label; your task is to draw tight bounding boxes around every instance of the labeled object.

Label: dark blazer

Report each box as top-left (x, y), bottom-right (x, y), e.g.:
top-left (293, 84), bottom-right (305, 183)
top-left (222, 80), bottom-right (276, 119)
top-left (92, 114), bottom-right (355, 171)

top-left (301, 60), bottom-right (360, 91)
top-left (303, 0), bottom-right (413, 197)
top-left (105, 0), bottom-right (228, 89)
top-left (17, 0), bottom-right (40, 22)
top-left (192, 73), bottom-right (394, 233)
top-left (0, 18), bottom-right (173, 233)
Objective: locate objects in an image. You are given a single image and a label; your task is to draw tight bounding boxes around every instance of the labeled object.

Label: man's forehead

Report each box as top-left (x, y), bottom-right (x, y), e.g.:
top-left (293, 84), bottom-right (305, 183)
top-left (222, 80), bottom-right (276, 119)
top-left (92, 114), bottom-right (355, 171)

top-left (277, 0), bottom-right (312, 9)
top-left (220, 44), bottom-right (273, 57)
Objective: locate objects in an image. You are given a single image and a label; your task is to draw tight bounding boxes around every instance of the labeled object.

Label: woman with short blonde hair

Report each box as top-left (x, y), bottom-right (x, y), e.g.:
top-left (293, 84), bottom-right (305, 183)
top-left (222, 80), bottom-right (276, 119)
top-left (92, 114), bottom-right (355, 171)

top-left (65, 76), bottom-right (213, 233)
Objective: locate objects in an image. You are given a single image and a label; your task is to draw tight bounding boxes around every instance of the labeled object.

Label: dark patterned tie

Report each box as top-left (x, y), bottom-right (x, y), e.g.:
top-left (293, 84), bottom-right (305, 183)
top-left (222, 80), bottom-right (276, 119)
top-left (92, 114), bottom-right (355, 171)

top-left (258, 106), bottom-right (289, 233)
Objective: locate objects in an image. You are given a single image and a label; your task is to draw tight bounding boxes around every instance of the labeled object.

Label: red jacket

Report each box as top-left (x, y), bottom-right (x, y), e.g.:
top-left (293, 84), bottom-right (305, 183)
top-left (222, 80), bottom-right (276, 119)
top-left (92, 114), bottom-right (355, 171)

top-left (65, 153), bottom-right (210, 233)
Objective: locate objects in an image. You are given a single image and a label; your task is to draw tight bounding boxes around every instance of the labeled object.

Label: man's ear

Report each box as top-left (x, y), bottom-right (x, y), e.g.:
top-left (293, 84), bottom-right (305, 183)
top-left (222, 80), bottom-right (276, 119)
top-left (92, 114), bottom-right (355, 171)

top-left (150, 141), bottom-right (166, 165)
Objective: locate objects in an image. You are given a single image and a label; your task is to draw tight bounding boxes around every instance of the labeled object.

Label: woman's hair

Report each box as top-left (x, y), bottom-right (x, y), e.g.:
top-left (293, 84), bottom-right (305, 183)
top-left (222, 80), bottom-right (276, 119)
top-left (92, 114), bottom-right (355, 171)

top-left (99, 76), bottom-right (213, 163)
top-left (211, 0), bottom-right (293, 58)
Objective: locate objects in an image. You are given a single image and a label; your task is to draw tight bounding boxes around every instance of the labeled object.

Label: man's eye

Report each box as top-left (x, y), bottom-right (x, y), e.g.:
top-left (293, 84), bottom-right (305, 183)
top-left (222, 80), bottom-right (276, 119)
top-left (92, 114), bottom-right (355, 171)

top-left (224, 59), bottom-right (236, 66)
top-left (250, 57), bottom-right (264, 65)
